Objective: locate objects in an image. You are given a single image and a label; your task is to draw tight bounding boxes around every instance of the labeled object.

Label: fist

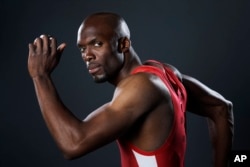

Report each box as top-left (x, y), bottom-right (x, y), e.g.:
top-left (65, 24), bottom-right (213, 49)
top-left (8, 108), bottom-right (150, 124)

top-left (28, 34), bottom-right (66, 78)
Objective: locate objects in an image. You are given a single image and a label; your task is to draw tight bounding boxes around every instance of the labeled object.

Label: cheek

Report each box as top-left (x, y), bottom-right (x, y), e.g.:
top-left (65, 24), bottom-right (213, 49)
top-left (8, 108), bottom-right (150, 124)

top-left (104, 53), bottom-right (124, 73)
top-left (111, 50), bottom-right (124, 65)
top-left (96, 42), bottom-right (124, 72)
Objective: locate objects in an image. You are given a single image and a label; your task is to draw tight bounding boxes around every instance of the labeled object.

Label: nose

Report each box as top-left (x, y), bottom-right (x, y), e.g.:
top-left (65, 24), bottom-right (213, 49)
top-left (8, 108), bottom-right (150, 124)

top-left (82, 47), bottom-right (95, 62)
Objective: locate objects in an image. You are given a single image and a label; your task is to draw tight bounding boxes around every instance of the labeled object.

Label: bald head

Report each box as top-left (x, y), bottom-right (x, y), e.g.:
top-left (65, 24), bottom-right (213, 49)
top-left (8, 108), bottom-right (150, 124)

top-left (76, 12), bottom-right (141, 84)
top-left (81, 12), bottom-right (130, 39)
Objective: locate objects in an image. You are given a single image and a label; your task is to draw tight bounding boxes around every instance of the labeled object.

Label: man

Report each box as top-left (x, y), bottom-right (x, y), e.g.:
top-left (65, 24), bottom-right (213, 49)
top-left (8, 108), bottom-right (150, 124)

top-left (27, 12), bottom-right (234, 167)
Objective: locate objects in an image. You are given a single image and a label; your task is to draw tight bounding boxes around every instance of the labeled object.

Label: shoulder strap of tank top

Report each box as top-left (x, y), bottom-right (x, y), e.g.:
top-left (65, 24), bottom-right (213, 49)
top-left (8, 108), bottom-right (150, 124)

top-left (144, 60), bottom-right (187, 112)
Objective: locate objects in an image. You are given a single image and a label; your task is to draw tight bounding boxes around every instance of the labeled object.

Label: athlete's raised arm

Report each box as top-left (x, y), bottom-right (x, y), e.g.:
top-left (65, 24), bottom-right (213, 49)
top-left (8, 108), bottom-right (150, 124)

top-left (27, 34), bottom-right (165, 159)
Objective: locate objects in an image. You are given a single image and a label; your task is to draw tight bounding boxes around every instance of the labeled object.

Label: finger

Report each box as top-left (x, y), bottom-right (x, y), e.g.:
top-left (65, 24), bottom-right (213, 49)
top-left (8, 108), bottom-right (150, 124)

top-left (50, 37), bottom-right (57, 56)
top-left (57, 43), bottom-right (67, 60)
top-left (34, 37), bottom-right (42, 53)
top-left (28, 43), bottom-right (35, 56)
top-left (40, 34), bottom-right (50, 53)
top-left (57, 43), bottom-right (67, 54)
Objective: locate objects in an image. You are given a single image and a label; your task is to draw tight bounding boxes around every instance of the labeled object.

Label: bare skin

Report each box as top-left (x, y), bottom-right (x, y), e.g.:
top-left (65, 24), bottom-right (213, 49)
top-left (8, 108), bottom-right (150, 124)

top-left (28, 12), bottom-right (233, 167)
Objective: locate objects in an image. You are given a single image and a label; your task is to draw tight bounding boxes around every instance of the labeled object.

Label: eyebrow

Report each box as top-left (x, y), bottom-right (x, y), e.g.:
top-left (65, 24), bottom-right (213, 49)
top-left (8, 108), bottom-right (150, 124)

top-left (77, 38), bottom-right (98, 48)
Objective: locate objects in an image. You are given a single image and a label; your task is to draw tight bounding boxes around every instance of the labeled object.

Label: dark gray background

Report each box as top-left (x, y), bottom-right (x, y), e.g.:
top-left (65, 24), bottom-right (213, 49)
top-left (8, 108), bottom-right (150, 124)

top-left (1, 0), bottom-right (249, 166)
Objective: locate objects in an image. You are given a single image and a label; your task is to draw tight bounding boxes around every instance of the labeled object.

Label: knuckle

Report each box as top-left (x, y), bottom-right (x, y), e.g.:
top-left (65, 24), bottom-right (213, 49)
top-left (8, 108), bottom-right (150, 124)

top-left (34, 37), bottom-right (41, 43)
top-left (29, 52), bottom-right (35, 57)
top-left (43, 49), bottom-right (49, 55)
top-left (51, 50), bottom-right (57, 56)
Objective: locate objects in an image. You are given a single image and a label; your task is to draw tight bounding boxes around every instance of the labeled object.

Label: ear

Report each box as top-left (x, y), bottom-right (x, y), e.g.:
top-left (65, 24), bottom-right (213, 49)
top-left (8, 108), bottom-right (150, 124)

top-left (118, 37), bottom-right (130, 53)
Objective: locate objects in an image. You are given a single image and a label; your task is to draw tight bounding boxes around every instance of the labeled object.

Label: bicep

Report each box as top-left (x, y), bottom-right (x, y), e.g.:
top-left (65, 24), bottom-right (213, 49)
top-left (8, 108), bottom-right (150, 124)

top-left (81, 103), bottom-right (131, 146)
top-left (74, 103), bottom-right (133, 157)
top-left (80, 74), bottom-right (161, 152)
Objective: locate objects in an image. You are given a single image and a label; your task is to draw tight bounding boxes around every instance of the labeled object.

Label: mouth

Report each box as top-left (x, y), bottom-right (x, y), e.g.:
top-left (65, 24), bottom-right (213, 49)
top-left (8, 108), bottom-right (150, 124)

top-left (87, 63), bottom-right (101, 75)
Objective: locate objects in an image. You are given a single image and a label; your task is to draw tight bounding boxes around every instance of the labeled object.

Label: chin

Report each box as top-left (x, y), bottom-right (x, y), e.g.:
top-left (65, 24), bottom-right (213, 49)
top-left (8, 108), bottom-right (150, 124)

top-left (92, 74), bottom-right (108, 83)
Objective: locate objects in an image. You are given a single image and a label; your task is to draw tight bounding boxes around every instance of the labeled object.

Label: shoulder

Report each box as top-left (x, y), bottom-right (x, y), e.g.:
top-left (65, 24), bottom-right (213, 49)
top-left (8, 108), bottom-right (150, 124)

top-left (112, 72), bottom-right (170, 106)
top-left (118, 72), bottom-right (154, 89)
top-left (107, 71), bottom-right (171, 124)
top-left (114, 73), bottom-right (155, 99)
top-left (118, 72), bottom-right (167, 93)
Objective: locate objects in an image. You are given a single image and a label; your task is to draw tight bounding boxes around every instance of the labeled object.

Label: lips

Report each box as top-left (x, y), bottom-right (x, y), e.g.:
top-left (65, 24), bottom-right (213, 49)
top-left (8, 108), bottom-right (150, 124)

top-left (87, 63), bottom-right (101, 74)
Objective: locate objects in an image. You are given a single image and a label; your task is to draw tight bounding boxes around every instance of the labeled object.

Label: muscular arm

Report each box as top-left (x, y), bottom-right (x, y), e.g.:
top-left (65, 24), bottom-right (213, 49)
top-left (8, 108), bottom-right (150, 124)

top-left (30, 74), bottom-right (161, 159)
top-left (182, 74), bottom-right (234, 167)
top-left (28, 35), bottom-right (162, 159)
top-left (164, 63), bottom-right (234, 167)
top-left (31, 75), bottom-right (123, 159)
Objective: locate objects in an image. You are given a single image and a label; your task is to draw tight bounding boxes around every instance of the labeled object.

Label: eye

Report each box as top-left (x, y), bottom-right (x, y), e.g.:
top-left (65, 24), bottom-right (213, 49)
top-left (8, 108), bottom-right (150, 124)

top-left (94, 41), bottom-right (102, 47)
top-left (79, 47), bottom-right (86, 53)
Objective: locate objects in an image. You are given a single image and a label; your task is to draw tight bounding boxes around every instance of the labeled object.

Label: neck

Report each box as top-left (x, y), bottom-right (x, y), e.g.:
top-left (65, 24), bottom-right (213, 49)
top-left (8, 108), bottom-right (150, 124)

top-left (109, 47), bottom-right (142, 86)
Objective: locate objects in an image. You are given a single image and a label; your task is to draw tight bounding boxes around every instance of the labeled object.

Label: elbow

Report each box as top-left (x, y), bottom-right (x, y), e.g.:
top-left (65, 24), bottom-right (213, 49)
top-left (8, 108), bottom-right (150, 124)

top-left (213, 99), bottom-right (234, 140)
top-left (61, 145), bottom-right (86, 160)
top-left (213, 99), bottom-right (234, 130)
top-left (208, 98), bottom-right (233, 124)
top-left (224, 100), bottom-right (233, 119)
top-left (63, 151), bottom-right (78, 160)
top-left (226, 100), bottom-right (234, 128)
top-left (217, 99), bottom-right (233, 119)
top-left (59, 141), bottom-right (87, 160)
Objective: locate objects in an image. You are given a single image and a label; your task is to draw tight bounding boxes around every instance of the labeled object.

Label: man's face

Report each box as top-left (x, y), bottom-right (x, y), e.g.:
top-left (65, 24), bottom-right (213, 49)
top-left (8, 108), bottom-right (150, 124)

top-left (77, 20), bottom-right (124, 83)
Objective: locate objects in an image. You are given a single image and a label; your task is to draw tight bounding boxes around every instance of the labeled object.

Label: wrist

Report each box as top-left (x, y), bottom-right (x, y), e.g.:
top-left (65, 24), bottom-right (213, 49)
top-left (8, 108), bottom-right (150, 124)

top-left (31, 74), bottom-right (51, 82)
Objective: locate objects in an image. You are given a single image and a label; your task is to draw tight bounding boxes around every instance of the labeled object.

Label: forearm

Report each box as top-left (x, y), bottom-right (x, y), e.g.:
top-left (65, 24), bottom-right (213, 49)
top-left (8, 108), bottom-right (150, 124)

top-left (28, 35), bottom-right (90, 158)
top-left (208, 101), bottom-right (234, 167)
top-left (32, 75), bottom-right (83, 155)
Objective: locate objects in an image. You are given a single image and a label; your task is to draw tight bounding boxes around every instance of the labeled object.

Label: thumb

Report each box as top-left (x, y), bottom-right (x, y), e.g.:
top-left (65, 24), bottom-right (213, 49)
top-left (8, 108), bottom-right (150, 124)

top-left (57, 43), bottom-right (67, 54)
top-left (56, 43), bottom-right (66, 60)
top-left (57, 43), bottom-right (67, 60)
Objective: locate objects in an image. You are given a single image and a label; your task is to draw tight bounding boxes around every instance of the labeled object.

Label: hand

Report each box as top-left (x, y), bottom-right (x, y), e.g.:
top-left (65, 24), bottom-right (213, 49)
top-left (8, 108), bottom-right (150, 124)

top-left (28, 34), bottom-right (66, 78)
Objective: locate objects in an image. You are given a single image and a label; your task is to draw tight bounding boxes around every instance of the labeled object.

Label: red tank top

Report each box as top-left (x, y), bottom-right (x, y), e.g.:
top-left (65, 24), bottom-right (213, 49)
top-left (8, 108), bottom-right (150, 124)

top-left (117, 60), bottom-right (187, 167)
